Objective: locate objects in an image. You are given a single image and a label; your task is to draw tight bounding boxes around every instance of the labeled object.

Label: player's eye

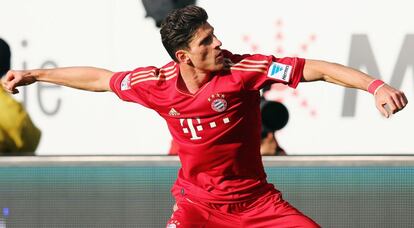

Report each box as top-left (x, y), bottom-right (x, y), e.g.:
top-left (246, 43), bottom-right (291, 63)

top-left (201, 35), bottom-right (213, 46)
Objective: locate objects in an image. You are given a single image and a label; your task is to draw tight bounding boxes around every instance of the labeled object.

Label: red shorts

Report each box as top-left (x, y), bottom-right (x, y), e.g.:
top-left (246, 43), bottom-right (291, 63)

top-left (166, 191), bottom-right (320, 228)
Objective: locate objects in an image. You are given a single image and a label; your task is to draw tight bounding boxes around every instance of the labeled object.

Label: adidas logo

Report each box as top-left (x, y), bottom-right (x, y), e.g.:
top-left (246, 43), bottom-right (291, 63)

top-left (168, 108), bottom-right (180, 116)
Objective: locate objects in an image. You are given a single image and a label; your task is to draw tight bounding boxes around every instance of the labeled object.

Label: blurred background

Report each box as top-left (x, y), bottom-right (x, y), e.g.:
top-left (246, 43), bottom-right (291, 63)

top-left (0, 0), bottom-right (413, 227)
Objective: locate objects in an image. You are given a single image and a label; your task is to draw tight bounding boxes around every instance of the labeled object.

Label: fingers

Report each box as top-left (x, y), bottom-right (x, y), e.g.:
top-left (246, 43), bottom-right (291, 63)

top-left (382, 96), bottom-right (407, 117)
top-left (375, 84), bottom-right (408, 117)
top-left (390, 95), bottom-right (402, 110)
top-left (2, 70), bottom-right (19, 93)
top-left (12, 88), bottom-right (20, 94)
top-left (386, 97), bottom-right (399, 114)
top-left (4, 70), bottom-right (15, 83)
top-left (400, 92), bottom-right (408, 107)
top-left (390, 91), bottom-right (408, 111)
top-left (376, 103), bottom-right (389, 118)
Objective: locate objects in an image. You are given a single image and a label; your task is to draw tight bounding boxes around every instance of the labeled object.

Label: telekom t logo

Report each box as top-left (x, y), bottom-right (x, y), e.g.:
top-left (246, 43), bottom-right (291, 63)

top-left (180, 118), bottom-right (203, 140)
top-left (180, 117), bottom-right (231, 140)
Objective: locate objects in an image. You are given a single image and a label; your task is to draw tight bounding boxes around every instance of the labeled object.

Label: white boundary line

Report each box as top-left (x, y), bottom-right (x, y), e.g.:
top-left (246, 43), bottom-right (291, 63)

top-left (0, 156), bottom-right (413, 167)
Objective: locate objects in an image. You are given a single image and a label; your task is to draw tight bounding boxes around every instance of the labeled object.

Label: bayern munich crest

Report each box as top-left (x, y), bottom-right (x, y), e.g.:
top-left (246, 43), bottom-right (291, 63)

top-left (208, 93), bottom-right (228, 112)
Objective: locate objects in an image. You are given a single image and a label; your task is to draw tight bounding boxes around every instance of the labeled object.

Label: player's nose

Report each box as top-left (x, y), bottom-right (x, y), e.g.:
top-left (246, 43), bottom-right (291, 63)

top-left (213, 36), bottom-right (222, 49)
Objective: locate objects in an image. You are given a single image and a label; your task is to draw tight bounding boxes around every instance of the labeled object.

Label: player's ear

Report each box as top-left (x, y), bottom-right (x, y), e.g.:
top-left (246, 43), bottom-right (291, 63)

top-left (176, 50), bottom-right (191, 64)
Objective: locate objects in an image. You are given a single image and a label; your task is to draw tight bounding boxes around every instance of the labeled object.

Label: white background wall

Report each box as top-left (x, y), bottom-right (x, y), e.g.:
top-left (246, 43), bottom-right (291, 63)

top-left (1, 0), bottom-right (412, 155)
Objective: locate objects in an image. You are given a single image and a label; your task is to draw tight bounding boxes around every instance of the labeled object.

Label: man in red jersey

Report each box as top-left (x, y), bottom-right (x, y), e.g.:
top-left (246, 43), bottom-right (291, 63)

top-left (2, 5), bottom-right (408, 228)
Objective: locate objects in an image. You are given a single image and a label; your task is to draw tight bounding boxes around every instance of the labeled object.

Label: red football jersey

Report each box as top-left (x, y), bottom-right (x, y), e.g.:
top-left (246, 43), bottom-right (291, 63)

top-left (110, 50), bottom-right (305, 202)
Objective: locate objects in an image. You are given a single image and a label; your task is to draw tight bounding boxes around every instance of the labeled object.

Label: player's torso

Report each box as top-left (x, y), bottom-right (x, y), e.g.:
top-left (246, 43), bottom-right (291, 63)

top-left (154, 72), bottom-right (259, 145)
top-left (150, 70), bottom-right (263, 181)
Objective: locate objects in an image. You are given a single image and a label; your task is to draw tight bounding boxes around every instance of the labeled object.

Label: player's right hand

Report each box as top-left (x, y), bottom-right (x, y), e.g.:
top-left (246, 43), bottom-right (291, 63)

top-left (1, 70), bottom-right (37, 94)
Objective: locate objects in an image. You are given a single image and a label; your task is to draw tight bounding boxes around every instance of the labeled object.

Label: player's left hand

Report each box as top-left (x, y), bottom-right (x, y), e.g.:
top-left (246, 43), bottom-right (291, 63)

top-left (374, 84), bottom-right (408, 118)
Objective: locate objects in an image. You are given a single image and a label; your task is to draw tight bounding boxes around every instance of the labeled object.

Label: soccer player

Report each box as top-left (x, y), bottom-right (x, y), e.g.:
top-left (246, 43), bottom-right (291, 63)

top-left (1, 5), bottom-right (407, 227)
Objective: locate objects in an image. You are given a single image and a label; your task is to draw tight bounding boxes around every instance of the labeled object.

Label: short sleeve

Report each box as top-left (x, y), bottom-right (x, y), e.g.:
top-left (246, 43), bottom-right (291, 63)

top-left (109, 68), bottom-right (154, 109)
top-left (225, 51), bottom-right (305, 91)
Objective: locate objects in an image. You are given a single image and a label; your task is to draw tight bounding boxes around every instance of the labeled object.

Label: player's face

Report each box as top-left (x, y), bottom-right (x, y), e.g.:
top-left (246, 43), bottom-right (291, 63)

top-left (186, 23), bottom-right (224, 72)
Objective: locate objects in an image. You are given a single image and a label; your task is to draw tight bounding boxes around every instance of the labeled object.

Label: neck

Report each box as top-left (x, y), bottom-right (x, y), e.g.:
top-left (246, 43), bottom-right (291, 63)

top-left (178, 64), bottom-right (211, 94)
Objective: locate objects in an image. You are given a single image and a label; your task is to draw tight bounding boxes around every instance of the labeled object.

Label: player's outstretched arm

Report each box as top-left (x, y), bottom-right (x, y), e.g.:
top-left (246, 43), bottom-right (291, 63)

top-left (302, 59), bottom-right (408, 118)
top-left (1, 67), bottom-right (114, 94)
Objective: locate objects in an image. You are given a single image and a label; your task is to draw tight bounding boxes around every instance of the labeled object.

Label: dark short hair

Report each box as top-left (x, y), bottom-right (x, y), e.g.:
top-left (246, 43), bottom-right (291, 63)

top-left (160, 5), bottom-right (208, 61)
top-left (0, 38), bottom-right (11, 77)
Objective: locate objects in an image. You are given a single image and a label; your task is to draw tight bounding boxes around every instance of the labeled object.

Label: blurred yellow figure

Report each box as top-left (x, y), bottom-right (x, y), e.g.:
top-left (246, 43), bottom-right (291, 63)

top-left (0, 38), bottom-right (41, 155)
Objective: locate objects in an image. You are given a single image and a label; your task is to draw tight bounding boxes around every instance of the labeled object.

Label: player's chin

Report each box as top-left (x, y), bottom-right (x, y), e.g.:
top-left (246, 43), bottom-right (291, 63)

top-left (213, 62), bottom-right (225, 71)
